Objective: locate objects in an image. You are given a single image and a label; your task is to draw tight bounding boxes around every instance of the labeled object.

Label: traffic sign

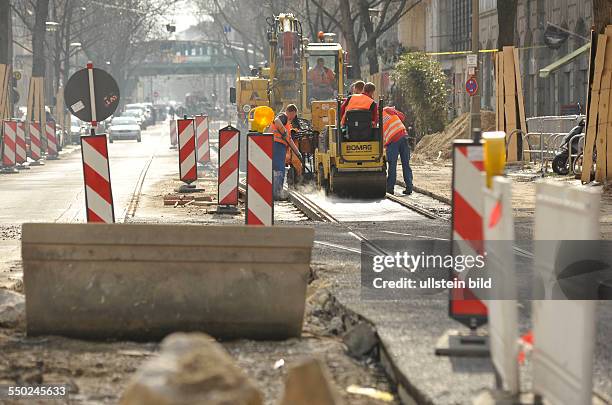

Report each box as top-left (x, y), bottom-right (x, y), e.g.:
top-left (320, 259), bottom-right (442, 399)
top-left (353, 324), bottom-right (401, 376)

top-left (467, 53), bottom-right (477, 68)
top-left (64, 66), bottom-right (120, 123)
top-left (466, 76), bottom-right (478, 97)
top-left (153, 91), bottom-right (159, 98)
top-left (13, 71), bottom-right (22, 81)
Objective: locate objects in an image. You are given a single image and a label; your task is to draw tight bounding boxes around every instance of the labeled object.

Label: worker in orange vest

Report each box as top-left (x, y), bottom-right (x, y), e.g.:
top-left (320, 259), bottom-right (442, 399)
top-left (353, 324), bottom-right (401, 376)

top-left (340, 82), bottom-right (378, 126)
top-left (308, 57), bottom-right (336, 100)
top-left (383, 106), bottom-right (413, 195)
top-left (268, 104), bottom-right (301, 200)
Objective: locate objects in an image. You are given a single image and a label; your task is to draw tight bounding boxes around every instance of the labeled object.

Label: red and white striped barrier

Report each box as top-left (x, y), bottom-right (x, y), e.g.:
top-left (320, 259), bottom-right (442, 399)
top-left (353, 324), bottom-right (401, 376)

top-left (177, 118), bottom-right (197, 184)
top-left (2, 120), bottom-right (17, 168)
top-left (195, 114), bottom-right (210, 164)
top-left (449, 140), bottom-right (488, 328)
top-left (81, 134), bottom-right (115, 223)
top-left (483, 176), bottom-right (519, 395)
top-left (45, 121), bottom-right (59, 159)
top-left (15, 122), bottom-right (27, 167)
top-left (169, 119), bottom-right (178, 149)
top-left (218, 126), bottom-right (240, 207)
top-left (29, 122), bottom-right (43, 163)
top-left (246, 132), bottom-right (273, 226)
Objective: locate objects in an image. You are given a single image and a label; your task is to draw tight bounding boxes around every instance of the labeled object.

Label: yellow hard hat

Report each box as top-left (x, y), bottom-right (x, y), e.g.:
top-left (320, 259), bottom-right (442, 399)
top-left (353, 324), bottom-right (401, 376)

top-left (250, 106), bottom-right (275, 133)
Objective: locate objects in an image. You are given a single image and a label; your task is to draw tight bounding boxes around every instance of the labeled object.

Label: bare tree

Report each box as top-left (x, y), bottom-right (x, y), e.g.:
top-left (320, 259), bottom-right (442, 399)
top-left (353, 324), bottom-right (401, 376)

top-left (0, 0), bottom-right (11, 65)
top-left (594, 0), bottom-right (612, 34)
top-left (497, 0), bottom-right (518, 48)
top-left (31, 0), bottom-right (49, 77)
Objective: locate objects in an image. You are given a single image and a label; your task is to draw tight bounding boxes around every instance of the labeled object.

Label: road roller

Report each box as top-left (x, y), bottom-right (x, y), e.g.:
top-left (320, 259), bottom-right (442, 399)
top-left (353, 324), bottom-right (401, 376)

top-left (314, 98), bottom-right (387, 199)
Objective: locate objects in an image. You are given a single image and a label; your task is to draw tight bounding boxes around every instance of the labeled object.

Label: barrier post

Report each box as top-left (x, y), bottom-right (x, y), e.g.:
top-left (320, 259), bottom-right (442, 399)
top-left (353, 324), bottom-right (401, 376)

top-left (532, 181), bottom-right (600, 405)
top-left (216, 125), bottom-right (240, 214)
top-left (45, 120), bottom-right (59, 160)
top-left (195, 114), bottom-right (210, 165)
top-left (80, 134), bottom-right (115, 223)
top-left (169, 119), bottom-right (177, 149)
top-left (246, 132), bottom-right (273, 226)
top-left (1, 120), bottom-right (18, 174)
top-left (436, 139), bottom-right (488, 356)
top-left (15, 121), bottom-right (29, 170)
top-left (28, 122), bottom-right (44, 166)
top-left (177, 117), bottom-right (198, 192)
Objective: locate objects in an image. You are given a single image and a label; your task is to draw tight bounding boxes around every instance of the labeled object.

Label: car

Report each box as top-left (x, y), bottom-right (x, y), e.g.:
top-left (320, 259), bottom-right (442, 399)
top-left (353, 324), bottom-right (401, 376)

top-left (69, 116), bottom-right (86, 144)
top-left (108, 117), bottom-right (142, 143)
top-left (122, 109), bottom-right (146, 128)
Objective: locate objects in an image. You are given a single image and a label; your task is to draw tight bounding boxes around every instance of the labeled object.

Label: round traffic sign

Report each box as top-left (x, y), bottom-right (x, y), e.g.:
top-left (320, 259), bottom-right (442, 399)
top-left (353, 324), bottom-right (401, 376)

top-left (466, 76), bottom-right (478, 97)
top-left (153, 91), bottom-right (159, 98)
top-left (13, 71), bottom-right (21, 81)
top-left (64, 67), bottom-right (120, 122)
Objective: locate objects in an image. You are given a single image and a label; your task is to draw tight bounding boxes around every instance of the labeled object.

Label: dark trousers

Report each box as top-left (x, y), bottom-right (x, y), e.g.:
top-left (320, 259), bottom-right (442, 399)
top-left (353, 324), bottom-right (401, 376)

top-left (386, 137), bottom-right (413, 192)
top-left (272, 141), bottom-right (287, 199)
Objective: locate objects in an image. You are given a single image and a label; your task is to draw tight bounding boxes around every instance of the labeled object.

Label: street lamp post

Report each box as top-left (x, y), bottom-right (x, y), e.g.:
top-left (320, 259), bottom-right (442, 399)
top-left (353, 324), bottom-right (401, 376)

top-left (470, 0), bottom-right (481, 143)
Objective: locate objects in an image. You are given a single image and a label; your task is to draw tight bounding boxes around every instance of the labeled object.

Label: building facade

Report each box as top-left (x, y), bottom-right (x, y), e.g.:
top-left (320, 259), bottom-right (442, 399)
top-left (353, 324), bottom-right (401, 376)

top-left (395, 0), bottom-right (593, 119)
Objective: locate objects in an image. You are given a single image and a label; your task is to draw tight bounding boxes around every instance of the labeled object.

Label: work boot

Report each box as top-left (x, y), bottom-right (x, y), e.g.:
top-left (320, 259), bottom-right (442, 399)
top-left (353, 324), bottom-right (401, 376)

top-left (386, 188), bottom-right (395, 195)
top-left (402, 189), bottom-right (412, 196)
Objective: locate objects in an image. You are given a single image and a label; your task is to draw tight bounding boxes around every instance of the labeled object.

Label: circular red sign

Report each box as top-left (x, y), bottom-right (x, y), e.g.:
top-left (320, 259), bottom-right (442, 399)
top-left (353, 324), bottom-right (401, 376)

top-left (153, 91), bottom-right (160, 98)
top-left (466, 76), bottom-right (478, 96)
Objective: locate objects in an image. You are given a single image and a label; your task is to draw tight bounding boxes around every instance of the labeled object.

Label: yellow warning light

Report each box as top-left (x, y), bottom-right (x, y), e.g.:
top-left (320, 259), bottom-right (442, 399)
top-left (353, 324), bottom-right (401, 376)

top-left (249, 106), bottom-right (275, 133)
top-left (483, 131), bottom-right (506, 188)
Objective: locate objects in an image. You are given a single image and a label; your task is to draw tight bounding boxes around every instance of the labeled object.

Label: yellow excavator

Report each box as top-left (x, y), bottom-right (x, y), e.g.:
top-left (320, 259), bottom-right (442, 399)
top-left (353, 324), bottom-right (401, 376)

top-left (231, 13), bottom-right (386, 199)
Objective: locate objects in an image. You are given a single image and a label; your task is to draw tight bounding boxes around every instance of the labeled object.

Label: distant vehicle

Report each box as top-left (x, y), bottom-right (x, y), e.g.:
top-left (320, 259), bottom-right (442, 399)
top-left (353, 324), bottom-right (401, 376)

top-left (69, 116), bottom-right (86, 144)
top-left (126, 103), bottom-right (154, 125)
top-left (122, 109), bottom-right (146, 128)
top-left (108, 116), bottom-right (142, 143)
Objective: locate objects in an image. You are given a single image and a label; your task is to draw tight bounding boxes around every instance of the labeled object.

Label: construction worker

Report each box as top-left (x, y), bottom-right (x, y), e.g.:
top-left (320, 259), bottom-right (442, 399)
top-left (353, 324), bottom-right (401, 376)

top-left (308, 57), bottom-right (335, 100)
top-left (268, 104), bottom-right (301, 200)
top-left (340, 82), bottom-right (378, 126)
top-left (383, 106), bottom-right (413, 195)
top-left (340, 80), bottom-right (365, 117)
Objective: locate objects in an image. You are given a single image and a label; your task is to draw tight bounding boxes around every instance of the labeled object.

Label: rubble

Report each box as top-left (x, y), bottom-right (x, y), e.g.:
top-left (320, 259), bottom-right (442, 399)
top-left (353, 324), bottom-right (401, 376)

top-left (0, 289), bottom-right (25, 328)
top-left (120, 333), bottom-right (263, 405)
top-left (342, 322), bottom-right (378, 359)
top-left (279, 358), bottom-right (341, 405)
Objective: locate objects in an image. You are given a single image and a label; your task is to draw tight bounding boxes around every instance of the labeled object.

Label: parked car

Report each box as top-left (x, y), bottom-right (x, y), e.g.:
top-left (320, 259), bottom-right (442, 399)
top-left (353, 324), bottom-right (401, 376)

top-left (122, 109), bottom-right (146, 129)
top-left (69, 116), bottom-right (86, 144)
top-left (108, 117), bottom-right (142, 143)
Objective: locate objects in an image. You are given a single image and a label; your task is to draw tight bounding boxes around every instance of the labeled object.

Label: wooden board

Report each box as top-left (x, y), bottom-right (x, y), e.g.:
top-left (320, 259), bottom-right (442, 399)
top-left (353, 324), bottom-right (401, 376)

top-left (495, 53), bottom-right (500, 130)
top-left (496, 52), bottom-right (506, 133)
top-left (514, 47), bottom-right (527, 160)
top-left (606, 27), bottom-right (612, 180)
top-left (596, 68), bottom-right (611, 182)
top-left (583, 34), bottom-right (608, 183)
top-left (503, 46), bottom-right (518, 161)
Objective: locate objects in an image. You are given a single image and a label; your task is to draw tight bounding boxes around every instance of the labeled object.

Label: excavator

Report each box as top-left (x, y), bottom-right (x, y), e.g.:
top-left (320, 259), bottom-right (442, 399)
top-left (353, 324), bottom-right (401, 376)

top-left (232, 13), bottom-right (386, 199)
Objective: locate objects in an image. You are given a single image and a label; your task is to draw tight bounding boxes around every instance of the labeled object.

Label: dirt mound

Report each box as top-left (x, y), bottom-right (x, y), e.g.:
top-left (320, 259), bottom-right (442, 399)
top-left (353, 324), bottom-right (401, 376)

top-left (413, 111), bottom-right (495, 162)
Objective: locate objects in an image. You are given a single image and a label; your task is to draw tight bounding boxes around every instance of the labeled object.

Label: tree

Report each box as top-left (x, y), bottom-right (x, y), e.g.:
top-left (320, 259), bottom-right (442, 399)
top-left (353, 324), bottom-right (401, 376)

top-left (497, 0), bottom-right (518, 48)
top-left (31, 0), bottom-right (49, 77)
top-left (594, 0), bottom-right (612, 34)
top-left (393, 52), bottom-right (447, 133)
top-left (0, 0), bottom-right (11, 65)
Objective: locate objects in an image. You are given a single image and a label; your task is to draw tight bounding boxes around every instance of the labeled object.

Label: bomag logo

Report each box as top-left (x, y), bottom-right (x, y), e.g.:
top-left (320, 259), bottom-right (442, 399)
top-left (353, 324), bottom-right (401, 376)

top-left (345, 144), bottom-right (373, 152)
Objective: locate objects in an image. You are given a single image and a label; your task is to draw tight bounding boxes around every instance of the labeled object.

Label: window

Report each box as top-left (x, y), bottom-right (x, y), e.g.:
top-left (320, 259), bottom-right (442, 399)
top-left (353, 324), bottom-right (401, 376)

top-left (306, 54), bottom-right (339, 102)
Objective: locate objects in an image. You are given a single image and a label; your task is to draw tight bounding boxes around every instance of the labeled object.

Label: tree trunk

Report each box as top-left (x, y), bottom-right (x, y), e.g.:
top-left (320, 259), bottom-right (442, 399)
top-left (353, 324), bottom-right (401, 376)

top-left (358, 0), bottom-right (379, 75)
top-left (32, 0), bottom-right (50, 77)
top-left (0, 0), bottom-right (10, 65)
top-left (497, 0), bottom-right (518, 48)
top-left (594, 0), bottom-right (612, 34)
top-left (63, 1), bottom-right (73, 86)
top-left (339, 0), bottom-right (361, 79)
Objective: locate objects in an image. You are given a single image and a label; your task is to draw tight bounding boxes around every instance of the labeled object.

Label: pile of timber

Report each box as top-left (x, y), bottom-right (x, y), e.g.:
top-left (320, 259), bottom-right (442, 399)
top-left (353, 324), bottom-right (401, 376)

top-left (495, 46), bottom-right (527, 162)
top-left (0, 64), bottom-right (12, 119)
top-left (582, 26), bottom-right (612, 183)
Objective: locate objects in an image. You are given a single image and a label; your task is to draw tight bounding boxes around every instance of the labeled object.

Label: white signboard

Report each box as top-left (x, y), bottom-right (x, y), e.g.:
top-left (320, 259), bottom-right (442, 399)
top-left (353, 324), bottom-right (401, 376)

top-left (467, 53), bottom-right (478, 68)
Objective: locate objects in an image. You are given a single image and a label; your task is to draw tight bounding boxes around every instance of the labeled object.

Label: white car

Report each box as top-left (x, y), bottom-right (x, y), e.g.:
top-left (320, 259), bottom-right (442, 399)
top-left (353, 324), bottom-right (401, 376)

top-left (122, 109), bottom-right (146, 128)
top-left (108, 117), bottom-right (142, 143)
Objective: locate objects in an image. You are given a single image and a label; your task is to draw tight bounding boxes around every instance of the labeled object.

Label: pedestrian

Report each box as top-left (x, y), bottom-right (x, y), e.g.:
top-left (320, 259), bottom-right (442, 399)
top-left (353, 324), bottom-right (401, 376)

top-left (383, 106), bottom-right (413, 195)
top-left (268, 104), bottom-right (301, 200)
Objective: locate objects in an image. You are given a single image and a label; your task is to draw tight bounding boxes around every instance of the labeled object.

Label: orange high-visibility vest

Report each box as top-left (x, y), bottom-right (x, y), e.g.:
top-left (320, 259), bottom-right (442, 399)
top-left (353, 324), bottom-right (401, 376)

top-left (341, 94), bottom-right (375, 125)
top-left (383, 112), bottom-right (407, 146)
top-left (269, 115), bottom-right (292, 145)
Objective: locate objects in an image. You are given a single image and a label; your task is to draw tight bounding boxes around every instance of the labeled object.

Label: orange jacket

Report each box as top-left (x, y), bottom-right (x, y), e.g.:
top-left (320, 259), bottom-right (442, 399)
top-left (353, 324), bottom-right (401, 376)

top-left (308, 66), bottom-right (335, 87)
top-left (269, 114), bottom-right (292, 145)
top-left (341, 93), bottom-right (377, 126)
top-left (382, 111), bottom-right (407, 146)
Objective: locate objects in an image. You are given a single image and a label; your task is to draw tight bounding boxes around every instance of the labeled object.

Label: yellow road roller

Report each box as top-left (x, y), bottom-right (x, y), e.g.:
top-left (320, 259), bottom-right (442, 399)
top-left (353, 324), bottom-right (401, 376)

top-left (314, 99), bottom-right (387, 199)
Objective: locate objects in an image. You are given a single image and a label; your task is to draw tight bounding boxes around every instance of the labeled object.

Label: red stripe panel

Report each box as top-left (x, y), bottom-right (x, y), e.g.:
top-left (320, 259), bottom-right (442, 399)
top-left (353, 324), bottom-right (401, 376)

top-left (451, 287), bottom-right (487, 315)
top-left (83, 163), bottom-right (113, 204)
top-left (246, 209), bottom-right (264, 225)
top-left (247, 161), bottom-right (273, 203)
top-left (220, 188), bottom-right (238, 205)
top-left (219, 129), bottom-right (238, 149)
top-left (251, 135), bottom-right (273, 159)
top-left (87, 208), bottom-right (106, 223)
top-left (181, 167), bottom-right (197, 182)
top-left (84, 133), bottom-right (109, 156)
top-left (453, 190), bottom-right (483, 241)
top-left (219, 151), bottom-right (239, 184)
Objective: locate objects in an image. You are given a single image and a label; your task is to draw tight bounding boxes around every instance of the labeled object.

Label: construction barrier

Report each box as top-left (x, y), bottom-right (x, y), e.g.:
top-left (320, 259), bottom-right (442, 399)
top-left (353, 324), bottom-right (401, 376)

top-left (15, 121), bottom-right (27, 166)
top-left (28, 122), bottom-right (43, 163)
top-left (532, 182), bottom-right (600, 405)
top-left (177, 118), bottom-right (197, 185)
top-left (483, 176), bottom-right (519, 395)
top-left (218, 125), bottom-right (240, 207)
top-left (169, 119), bottom-right (177, 148)
top-left (22, 223), bottom-right (314, 340)
top-left (81, 134), bottom-right (115, 223)
top-left (2, 120), bottom-right (17, 169)
top-left (246, 132), bottom-right (273, 226)
top-left (449, 140), bottom-right (488, 328)
top-left (195, 114), bottom-right (210, 164)
top-left (45, 120), bottom-right (59, 159)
